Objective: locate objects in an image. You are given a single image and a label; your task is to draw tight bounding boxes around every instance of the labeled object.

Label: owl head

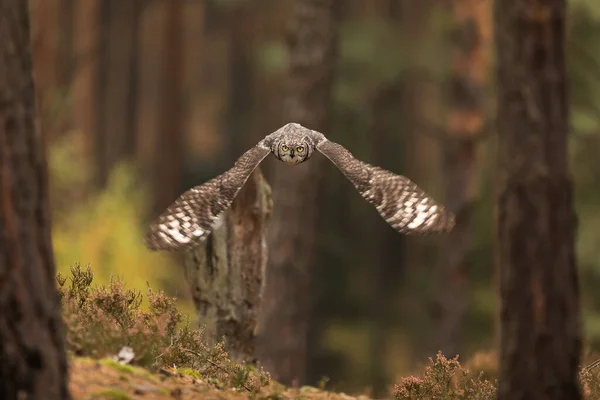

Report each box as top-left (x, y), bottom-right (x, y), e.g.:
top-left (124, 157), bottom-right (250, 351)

top-left (271, 123), bottom-right (315, 165)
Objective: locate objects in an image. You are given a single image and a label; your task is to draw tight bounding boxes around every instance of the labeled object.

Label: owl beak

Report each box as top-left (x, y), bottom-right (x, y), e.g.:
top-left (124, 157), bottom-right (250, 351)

top-left (289, 149), bottom-right (295, 158)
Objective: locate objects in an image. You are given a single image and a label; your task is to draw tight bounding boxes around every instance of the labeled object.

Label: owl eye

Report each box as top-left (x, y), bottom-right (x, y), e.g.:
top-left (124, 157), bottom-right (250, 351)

top-left (282, 145), bottom-right (289, 152)
top-left (296, 146), bottom-right (304, 153)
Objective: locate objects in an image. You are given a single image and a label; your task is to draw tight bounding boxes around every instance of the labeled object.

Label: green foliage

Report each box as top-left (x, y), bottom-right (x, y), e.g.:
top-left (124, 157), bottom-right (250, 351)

top-left (89, 388), bottom-right (132, 400)
top-left (48, 132), bottom-right (191, 313)
top-left (57, 264), bottom-right (271, 394)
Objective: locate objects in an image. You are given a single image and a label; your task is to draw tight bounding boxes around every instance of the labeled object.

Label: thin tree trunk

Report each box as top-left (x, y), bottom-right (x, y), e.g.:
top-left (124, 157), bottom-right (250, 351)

top-left (56, 0), bottom-right (74, 92)
top-left (367, 82), bottom-right (405, 398)
top-left (103, 0), bottom-right (140, 164)
top-left (430, 0), bottom-right (491, 357)
top-left (31, 0), bottom-right (74, 138)
top-left (391, 0), bottom-right (443, 365)
top-left (256, 0), bottom-right (339, 385)
top-left (30, 0), bottom-right (59, 117)
top-left (124, 0), bottom-right (141, 161)
top-left (94, 0), bottom-right (110, 187)
top-left (154, 0), bottom-right (183, 215)
top-left (0, 1), bottom-right (70, 398)
top-left (184, 170), bottom-right (272, 363)
top-left (495, 1), bottom-right (581, 398)
top-left (72, 0), bottom-right (100, 158)
top-left (397, 0), bottom-right (442, 268)
top-left (224, 1), bottom-right (257, 157)
top-left (93, 0), bottom-right (142, 188)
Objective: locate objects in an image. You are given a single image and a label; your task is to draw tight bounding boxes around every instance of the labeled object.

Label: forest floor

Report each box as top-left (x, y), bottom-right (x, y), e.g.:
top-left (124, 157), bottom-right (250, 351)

top-left (69, 356), bottom-right (371, 400)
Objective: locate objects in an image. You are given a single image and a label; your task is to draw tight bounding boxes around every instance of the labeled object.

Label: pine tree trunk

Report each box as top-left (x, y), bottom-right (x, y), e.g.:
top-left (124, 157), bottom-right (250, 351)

top-left (184, 170), bottom-right (272, 363)
top-left (495, 1), bottom-right (581, 398)
top-left (94, 0), bottom-right (143, 188)
top-left (31, 0), bottom-right (59, 136)
top-left (366, 81), bottom-right (405, 398)
top-left (154, 0), bottom-right (184, 215)
top-left (0, 1), bottom-right (70, 398)
top-left (72, 0), bottom-right (100, 161)
top-left (256, 0), bottom-right (339, 385)
top-left (94, 0), bottom-right (111, 187)
top-left (31, 0), bottom-right (74, 140)
top-left (224, 0), bottom-right (258, 157)
top-left (431, 0), bottom-right (491, 357)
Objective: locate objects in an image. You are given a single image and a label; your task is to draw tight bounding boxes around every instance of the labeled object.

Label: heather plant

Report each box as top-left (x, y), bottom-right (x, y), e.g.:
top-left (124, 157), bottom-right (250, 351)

top-left (393, 352), bottom-right (497, 400)
top-left (56, 263), bottom-right (271, 393)
top-left (394, 351), bottom-right (600, 400)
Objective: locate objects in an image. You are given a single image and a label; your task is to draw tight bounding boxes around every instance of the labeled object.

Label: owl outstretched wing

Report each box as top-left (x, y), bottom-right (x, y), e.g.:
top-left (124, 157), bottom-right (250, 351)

top-left (145, 143), bottom-right (271, 251)
top-left (316, 139), bottom-right (455, 234)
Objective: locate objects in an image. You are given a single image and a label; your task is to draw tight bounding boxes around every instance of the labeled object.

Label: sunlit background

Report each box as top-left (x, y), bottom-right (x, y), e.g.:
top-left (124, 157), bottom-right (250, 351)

top-left (32, 0), bottom-right (600, 395)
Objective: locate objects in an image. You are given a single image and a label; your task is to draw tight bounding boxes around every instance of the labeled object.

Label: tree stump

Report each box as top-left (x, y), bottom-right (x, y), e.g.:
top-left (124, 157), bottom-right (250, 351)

top-left (183, 169), bottom-right (272, 363)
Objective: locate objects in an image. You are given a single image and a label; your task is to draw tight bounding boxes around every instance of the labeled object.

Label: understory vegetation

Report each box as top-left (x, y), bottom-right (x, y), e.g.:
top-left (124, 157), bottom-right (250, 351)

top-left (57, 265), bottom-right (600, 399)
top-left (57, 264), bottom-right (271, 394)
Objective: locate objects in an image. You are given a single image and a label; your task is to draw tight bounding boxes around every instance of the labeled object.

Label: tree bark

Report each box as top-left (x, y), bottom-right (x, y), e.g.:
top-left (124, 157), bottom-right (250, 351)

top-left (366, 81), bottom-right (405, 398)
top-left (430, 0), bottom-right (491, 357)
top-left (495, 1), bottom-right (581, 399)
top-left (30, 0), bottom-right (74, 141)
top-left (154, 0), bottom-right (184, 215)
top-left (224, 0), bottom-right (257, 157)
top-left (94, 0), bottom-right (111, 187)
top-left (72, 0), bottom-right (100, 158)
top-left (0, 1), bottom-right (70, 398)
top-left (30, 0), bottom-right (59, 135)
top-left (184, 170), bottom-right (272, 363)
top-left (94, 0), bottom-right (143, 188)
top-left (256, 0), bottom-right (339, 385)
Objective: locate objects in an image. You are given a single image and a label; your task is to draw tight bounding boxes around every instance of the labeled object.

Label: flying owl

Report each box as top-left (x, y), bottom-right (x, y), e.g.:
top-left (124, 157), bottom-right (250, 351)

top-left (145, 123), bottom-right (455, 251)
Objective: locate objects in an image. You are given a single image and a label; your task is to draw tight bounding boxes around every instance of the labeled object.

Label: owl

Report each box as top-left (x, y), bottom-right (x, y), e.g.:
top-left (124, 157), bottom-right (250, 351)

top-left (145, 123), bottom-right (455, 251)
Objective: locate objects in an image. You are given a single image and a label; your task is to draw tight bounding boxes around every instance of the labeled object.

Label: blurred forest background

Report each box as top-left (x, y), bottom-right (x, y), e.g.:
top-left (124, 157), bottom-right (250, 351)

top-left (30, 0), bottom-right (600, 395)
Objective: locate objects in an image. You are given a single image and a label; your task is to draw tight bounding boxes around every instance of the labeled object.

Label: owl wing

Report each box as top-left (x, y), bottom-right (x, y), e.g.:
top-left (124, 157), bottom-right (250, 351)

top-left (145, 143), bottom-right (271, 251)
top-left (316, 139), bottom-right (455, 234)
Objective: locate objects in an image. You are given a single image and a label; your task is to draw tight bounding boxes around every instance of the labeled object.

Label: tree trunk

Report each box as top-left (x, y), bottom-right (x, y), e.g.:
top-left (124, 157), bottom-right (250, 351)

top-left (0, 1), bottom-right (70, 398)
top-left (430, 0), bottom-right (491, 357)
top-left (184, 170), bottom-right (272, 363)
top-left (123, 0), bottom-right (142, 161)
top-left (56, 0), bottom-right (74, 93)
top-left (366, 81), bottom-right (405, 398)
top-left (154, 0), bottom-right (183, 215)
top-left (256, 0), bottom-right (339, 385)
top-left (30, 0), bottom-right (59, 136)
top-left (31, 0), bottom-right (74, 141)
top-left (72, 0), bottom-right (100, 158)
top-left (224, 0), bottom-right (257, 157)
top-left (94, 0), bottom-right (111, 187)
top-left (93, 0), bottom-right (142, 188)
top-left (495, 1), bottom-right (581, 399)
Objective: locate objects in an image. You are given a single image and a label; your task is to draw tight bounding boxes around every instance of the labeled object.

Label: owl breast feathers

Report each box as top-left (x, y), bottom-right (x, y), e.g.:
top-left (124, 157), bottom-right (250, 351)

top-left (145, 123), bottom-right (455, 251)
